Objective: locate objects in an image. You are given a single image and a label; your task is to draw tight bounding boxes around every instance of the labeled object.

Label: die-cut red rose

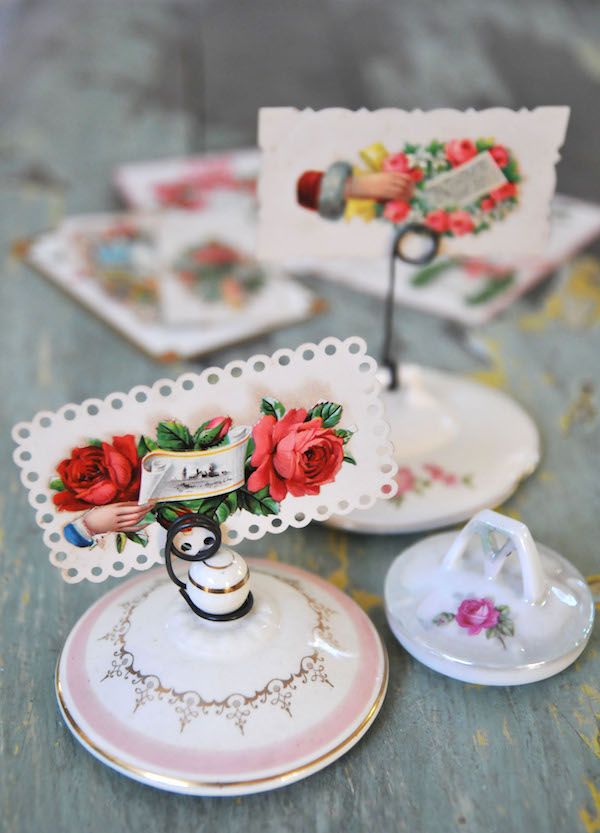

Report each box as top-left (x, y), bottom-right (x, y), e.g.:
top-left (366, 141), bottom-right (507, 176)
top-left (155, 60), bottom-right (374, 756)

top-left (53, 434), bottom-right (141, 511)
top-left (248, 409), bottom-right (344, 502)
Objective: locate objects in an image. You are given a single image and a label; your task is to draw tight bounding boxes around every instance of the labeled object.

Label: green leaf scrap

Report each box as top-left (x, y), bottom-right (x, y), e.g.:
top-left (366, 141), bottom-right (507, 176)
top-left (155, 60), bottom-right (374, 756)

top-left (156, 420), bottom-right (193, 451)
top-left (237, 487), bottom-right (279, 517)
top-left (426, 139), bottom-right (445, 155)
top-left (502, 158), bottom-right (521, 183)
top-left (260, 397), bottom-right (286, 420)
top-left (334, 428), bottom-right (353, 444)
top-left (306, 401), bottom-right (343, 428)
top-left (137, 435), bottom-right (159, 457)
top-left (465, 274), bottom-right (514, 306)
top-left (433, 612), bottom-right (455, 626)
top-left (125, 531), bottom-right (148, 547)
top-left (411, 258), bottom-right (458, 287)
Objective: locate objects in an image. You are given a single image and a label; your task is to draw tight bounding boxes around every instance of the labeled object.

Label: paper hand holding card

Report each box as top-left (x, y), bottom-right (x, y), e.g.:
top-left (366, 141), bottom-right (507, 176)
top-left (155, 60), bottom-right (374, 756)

top-left (258, 106), bottom-right (570, 258)
top-left (13, 336), bottom-right (396, 583)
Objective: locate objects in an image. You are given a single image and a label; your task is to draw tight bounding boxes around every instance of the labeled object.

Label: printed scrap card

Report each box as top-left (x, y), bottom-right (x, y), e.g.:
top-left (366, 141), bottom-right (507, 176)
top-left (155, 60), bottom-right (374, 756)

top-left (257, 107), bottom-right (570, 259)
top-left (12, 337), bottom-right (396, 583)
top-left (114, 149), bottom-right (259, 213)
top-left (294, 194), bottom-right (600, 326)
top-left (156, 209), bottom-right (280, 326)
top-left (25, 212), bottom-right (318, 360)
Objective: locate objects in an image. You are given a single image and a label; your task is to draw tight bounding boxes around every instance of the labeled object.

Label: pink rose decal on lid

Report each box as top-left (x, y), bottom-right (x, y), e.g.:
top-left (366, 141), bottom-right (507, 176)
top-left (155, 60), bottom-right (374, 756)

top-left (456, 598), bottom-right (499, 635)
top-left (433, 597), bottom-right (514, 648)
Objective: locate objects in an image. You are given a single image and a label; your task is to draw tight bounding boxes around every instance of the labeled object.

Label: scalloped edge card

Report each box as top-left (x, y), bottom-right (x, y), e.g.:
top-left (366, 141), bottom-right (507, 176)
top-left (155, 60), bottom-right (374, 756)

top-left (257, 107), bottom-right (569, 259)
top-left (12, 337), bottom-right (397, 584)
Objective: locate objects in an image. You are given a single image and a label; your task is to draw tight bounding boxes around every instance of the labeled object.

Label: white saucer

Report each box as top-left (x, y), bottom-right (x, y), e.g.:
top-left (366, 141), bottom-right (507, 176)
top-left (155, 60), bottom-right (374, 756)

top-left (384, 510), bottom-right (594, 685)
top-left (327, 365), bottom-right (540, 534)
top-left (56, 558), bottom-right (387, 796)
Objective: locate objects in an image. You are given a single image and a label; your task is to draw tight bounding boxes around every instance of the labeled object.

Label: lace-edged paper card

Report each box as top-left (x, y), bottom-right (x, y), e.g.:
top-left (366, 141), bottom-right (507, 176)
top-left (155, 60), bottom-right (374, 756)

top-left (12, 338), bottom-right (396, 584)
top-left (257, 107), bottom-right (569, 259)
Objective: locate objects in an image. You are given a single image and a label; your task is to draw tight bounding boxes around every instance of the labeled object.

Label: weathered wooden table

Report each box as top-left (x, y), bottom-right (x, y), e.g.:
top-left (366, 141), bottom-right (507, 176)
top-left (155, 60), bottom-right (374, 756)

top-left (2, 2), bottom-right (600, 831)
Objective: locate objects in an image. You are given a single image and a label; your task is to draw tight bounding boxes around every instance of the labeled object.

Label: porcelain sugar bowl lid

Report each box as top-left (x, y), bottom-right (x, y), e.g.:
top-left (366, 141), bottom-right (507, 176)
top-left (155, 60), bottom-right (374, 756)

top-left (384, 509), bottom-right (594, 685)
top-left (56, 513), bottom-right (388, 796)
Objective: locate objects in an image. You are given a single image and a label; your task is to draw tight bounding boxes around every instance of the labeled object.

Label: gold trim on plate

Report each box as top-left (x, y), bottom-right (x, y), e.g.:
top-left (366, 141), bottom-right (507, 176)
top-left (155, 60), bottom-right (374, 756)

top-left (55, 648), bottom-right (388, 792)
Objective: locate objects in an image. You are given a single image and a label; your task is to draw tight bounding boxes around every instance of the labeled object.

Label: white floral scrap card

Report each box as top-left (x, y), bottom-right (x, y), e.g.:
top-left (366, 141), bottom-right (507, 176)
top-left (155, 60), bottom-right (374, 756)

top-left (114, 148), bottom-right (259, 213)
top-left (12, 337), bottom-right (397, 584)
top-left (257, 107), bottom-right (570, 259)
top-left (156, 209), bottom-right (277, 326)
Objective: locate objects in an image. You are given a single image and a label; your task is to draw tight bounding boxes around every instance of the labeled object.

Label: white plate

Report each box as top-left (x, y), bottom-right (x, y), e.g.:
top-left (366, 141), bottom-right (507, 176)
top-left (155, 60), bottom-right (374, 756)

top-left (327, 365), bottom-right (540, 534)
top-left (56, 558), bottom-right (387, 796)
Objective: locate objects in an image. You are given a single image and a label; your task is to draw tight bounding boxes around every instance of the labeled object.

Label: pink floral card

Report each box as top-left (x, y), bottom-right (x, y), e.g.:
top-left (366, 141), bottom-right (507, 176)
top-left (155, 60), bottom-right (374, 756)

top-left (257, 107), bottom-right (570, 259)
top-left (12, 337), bottom-right (396, 583)
top-left (114, 149), bottom-right (259, 213)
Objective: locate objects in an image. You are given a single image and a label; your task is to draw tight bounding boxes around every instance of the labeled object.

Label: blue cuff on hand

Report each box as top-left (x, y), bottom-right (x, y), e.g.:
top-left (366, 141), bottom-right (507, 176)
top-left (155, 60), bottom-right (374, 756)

top-left (64, 522), bottom-right (93, 548)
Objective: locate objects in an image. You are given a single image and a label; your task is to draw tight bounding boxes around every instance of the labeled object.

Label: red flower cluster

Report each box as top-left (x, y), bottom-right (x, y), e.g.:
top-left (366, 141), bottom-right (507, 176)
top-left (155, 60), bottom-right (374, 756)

top-left (445, 139), bottom-right (478, 167)
top-left (53, 435), bottom-right (141, 511)
top-left (191, 241), bottom-right (240, 265)
top-left (382, 152), bottom-right (424, 182)
top-left (374, 138), bottom-right (519, 238)
top-left (424, 209), bottom-right (474, 236)
top-left (248, 409), bottom-right (344, 502)
top-left (421, 140), bottom-right (517, 234)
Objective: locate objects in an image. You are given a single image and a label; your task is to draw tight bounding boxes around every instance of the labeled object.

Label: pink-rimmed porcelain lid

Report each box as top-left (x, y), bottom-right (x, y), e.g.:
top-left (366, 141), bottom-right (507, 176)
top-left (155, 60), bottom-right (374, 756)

top-left (56, 558), bottom-right (387, 796)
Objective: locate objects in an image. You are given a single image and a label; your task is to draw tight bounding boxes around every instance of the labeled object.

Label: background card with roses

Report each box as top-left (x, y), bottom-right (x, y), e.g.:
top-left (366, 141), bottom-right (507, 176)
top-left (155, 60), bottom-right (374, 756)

top-left (12, 337), bottom-right (396, 583)
top-left (258, 106), bottom-right (569, 259)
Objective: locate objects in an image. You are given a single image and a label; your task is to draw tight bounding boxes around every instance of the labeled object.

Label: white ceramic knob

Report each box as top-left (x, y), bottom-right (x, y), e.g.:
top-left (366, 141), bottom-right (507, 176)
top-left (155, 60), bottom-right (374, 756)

top-left (185, 545), bottom-right (250, 616)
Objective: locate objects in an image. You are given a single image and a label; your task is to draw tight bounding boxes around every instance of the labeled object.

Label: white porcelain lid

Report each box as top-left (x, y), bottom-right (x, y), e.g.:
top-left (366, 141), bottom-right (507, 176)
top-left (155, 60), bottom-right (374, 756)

top-left (56, 558), bottom-right (387, 796)
top-left (327, 365), bottom-right (540, 534)
top-left (385, 510), bottom-right (594, 685)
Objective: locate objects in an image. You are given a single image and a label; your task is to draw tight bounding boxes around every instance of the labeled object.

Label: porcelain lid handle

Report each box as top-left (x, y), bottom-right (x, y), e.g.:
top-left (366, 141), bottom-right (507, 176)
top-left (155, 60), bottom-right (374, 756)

top-left (441, 509), bottom-right (547, 604)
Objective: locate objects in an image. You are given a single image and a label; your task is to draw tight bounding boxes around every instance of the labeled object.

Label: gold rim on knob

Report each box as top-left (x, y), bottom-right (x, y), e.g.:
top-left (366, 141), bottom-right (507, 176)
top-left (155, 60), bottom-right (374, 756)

top-left (188, 570), bottom-right (250, 594)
